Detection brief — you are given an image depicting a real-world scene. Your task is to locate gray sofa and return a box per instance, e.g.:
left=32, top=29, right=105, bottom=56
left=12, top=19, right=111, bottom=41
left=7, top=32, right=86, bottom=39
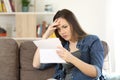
left=0, top=38, right=109, bottom=80
left=0, top=38, right=55, bottom=80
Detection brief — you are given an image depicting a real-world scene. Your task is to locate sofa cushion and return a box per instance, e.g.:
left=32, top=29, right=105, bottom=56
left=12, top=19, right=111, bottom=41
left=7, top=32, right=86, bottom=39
left=20, top=68, right=55, bottom=80
left=0, top=38, right=19, bottom=80
left=101, top=41, right=109, bottom=59
left=20, top=41, right=37, bottom=70
left=101, top=41, right=110, bottom=72
left=20, top=41, right=55, bottom=80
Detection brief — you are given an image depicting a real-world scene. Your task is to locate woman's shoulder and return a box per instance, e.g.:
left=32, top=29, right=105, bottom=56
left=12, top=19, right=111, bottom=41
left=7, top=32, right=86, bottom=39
left=84, top=34, right=99, bottom=41
left=78, top=34, right=101, bottom=46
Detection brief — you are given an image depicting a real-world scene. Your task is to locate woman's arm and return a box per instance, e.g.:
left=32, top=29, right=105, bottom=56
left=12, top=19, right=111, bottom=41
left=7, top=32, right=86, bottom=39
left=33, top=48, right=40, bottom=69
left=56, top=46, right=97, bottom=78
left=42, top=19, right=59, bottom=39
left=33, top=19, right=59, bottom=68
left=70, top=56, right=97, bottom=77
left=57, top=39, right=104, bottom=78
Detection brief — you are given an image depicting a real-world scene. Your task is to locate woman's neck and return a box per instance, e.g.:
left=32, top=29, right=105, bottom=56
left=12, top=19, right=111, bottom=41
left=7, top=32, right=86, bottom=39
left=69, top=41, right=78, bottom=53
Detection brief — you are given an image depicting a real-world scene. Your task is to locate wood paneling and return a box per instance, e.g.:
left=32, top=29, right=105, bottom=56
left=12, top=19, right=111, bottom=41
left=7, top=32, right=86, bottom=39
left=16, top=14, right=36, bottom=37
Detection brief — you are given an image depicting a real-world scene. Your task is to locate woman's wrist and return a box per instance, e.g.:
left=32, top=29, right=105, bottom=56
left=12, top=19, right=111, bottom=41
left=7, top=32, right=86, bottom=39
left=69, top=55, right=77, bottom=64
left=42, top=30, right=50, bottom=39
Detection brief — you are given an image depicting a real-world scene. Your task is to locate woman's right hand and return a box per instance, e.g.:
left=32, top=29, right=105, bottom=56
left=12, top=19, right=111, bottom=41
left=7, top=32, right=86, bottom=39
left=42, top=19, right=60, bottom=39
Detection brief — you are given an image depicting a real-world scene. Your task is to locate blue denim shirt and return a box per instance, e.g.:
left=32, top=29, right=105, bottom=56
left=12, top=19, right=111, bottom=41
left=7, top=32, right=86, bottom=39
left=53, top=35, right=104, bottom=80
left=39, top=35, right=104, bottom=80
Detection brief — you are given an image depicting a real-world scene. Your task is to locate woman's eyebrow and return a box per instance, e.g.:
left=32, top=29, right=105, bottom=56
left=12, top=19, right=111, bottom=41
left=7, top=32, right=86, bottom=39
left=57, top=24, right=68, bottom=29
left=61, top=24, right=68, bottom=27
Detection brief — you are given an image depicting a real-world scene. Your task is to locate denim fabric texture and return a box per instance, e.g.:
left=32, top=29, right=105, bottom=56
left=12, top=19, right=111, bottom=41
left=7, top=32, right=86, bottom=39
left=53, top=35, right=104, bottom=80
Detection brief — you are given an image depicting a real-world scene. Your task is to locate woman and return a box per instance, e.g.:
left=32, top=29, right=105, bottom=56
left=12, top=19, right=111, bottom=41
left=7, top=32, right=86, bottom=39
left=33, top=9, right=104, bottom=80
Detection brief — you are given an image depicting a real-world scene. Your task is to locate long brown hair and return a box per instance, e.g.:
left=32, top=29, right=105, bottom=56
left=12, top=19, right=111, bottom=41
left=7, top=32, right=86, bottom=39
left=53, top=9, right=87, bottom=44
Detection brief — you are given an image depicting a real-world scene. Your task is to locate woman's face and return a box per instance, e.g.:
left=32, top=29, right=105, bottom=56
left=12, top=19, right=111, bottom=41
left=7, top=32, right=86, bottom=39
left=56, top=18, right=73, bottom=41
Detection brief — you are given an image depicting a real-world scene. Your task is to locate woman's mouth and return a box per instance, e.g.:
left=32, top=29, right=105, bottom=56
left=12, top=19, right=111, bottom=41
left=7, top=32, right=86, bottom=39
left=62, top=35, right=67, bottom=39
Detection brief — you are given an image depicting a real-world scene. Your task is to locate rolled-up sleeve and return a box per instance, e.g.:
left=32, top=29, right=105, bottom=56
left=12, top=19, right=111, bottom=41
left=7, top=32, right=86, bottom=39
left=89, top=37, right=104, bottom=78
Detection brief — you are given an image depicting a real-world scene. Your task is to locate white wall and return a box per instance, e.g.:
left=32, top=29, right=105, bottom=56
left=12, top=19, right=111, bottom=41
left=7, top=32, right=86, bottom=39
left=106, top=0, right=120, bottom=73
left=0, top=15, right=15, bottom=37
left=105, top=0, right=115, bottom=72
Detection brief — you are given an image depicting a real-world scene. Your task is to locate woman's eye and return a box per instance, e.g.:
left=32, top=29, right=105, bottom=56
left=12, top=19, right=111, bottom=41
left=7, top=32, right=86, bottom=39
left=63, top=26, right=67, bottom=28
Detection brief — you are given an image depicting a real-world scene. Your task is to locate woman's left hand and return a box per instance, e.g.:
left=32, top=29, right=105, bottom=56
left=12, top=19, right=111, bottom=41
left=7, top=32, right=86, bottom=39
left=56, top=46, right=73, bottom=63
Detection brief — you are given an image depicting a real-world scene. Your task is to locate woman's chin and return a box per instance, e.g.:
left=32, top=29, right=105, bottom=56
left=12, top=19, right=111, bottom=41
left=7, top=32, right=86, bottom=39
left=64, top=38, right=70, bottom=41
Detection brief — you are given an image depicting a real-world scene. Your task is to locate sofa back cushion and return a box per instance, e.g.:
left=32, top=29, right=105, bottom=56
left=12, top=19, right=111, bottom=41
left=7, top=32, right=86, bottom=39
left=101, top=41, right=109, bottom=59
left=0, top=38, right=19, bottom=80
left=20, top=41, right=55, bottom=80
left=101, top=41, right=110, bottom=72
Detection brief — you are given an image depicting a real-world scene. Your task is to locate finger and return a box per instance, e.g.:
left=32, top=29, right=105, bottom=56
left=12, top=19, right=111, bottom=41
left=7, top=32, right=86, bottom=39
left=53, top=19, right=60, bottom=26
left=54, top=19, right=58, bottom=22
left=50, top=22, right=59, bottom=28
left=56, top=50, right=64, bottom=58
left=56, top=49, right=62, bottom=54
left=57, top=46, right=66, bottom=52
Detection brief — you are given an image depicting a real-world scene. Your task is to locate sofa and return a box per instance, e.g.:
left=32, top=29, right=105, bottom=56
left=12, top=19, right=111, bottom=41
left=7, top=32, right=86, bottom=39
left=0, top=38, right=109, bottom=80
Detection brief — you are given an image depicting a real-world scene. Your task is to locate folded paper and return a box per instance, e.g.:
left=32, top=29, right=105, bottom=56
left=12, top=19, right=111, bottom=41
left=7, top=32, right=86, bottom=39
left=33, top=38, right=66, bottom=63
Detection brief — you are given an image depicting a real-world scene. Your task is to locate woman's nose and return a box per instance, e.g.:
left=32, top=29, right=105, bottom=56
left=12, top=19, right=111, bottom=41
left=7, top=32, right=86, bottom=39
left=59, top=29, right=65, bottom=34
